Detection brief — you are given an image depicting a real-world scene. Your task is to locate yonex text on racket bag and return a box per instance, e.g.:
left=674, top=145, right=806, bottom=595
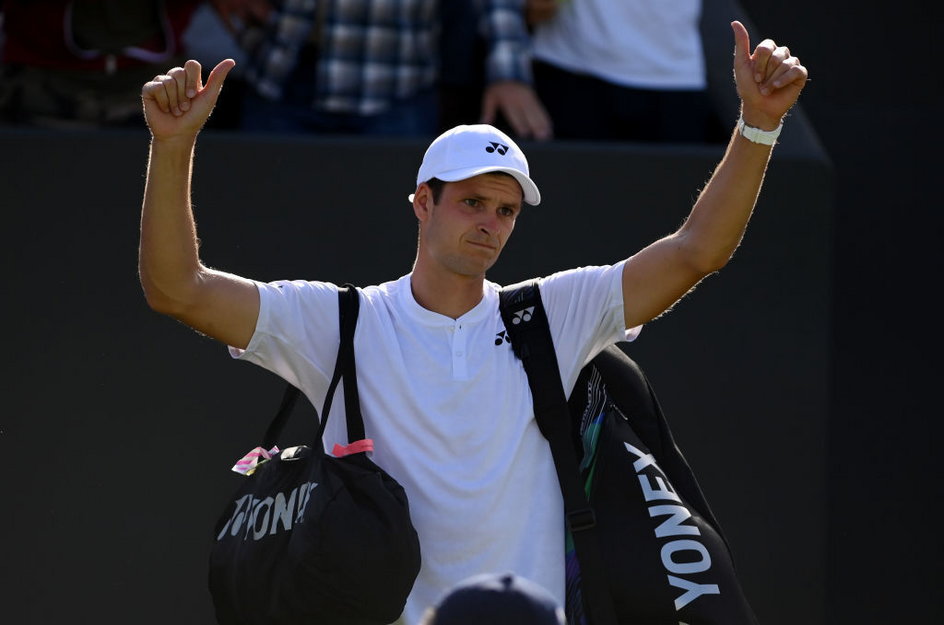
left=209, top=286, right=421, bottom=625
left=500, top=281, right=758, bottom=625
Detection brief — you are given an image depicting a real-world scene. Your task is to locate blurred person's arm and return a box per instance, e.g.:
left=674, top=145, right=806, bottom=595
left=478, top=0, right=553, bottom=140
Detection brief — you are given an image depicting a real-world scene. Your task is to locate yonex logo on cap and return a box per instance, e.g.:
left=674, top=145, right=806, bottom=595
left=412, top=124, right=542, bottom=205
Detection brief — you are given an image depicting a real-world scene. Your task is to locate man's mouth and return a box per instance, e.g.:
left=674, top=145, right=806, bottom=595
left=466, top=238, right=497, bottom=251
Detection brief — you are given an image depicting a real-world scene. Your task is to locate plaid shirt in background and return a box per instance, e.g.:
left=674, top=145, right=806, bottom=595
left=240, top=0, right=532, bottom=117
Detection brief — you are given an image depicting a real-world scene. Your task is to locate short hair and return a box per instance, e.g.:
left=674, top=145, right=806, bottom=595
left=426, top=177, right=447, bottom=204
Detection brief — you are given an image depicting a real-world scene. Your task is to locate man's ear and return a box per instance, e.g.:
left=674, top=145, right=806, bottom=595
left=413, top=182, right=433, bottom=221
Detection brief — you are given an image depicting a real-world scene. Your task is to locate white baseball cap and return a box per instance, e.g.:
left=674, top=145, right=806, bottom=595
left=410, top=124, right=541, bottom=205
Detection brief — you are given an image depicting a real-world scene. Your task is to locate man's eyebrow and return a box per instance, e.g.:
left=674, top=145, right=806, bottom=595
left=464, top=191, right=522, bottom=209
left=502, top=197, right=524, bottom=211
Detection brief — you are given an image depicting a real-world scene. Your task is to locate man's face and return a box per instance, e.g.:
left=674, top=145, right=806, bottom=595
left=417, top=173, right=524, bottom=278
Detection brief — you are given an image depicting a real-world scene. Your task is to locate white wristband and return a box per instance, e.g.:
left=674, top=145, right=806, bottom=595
left=737, top=115, right=783, bottom=145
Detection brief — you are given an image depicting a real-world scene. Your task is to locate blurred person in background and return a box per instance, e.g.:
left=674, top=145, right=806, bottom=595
left=525, top=0, right=726, bottom=143
left=0, top=0, right=201, bottom=128
left=207, top=0, right=551, bottom=139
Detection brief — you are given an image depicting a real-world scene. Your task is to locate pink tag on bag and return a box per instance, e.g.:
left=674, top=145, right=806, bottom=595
left=231, top=445, right=280, bottom=475
left=331, top=439, right=374, bottom=457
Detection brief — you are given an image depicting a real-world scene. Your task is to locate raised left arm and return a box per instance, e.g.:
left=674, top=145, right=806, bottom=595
left=621, top=20, right=808, bottom=329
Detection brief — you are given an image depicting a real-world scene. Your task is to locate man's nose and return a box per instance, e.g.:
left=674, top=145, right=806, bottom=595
left=479, top=213, right=500, bottom=234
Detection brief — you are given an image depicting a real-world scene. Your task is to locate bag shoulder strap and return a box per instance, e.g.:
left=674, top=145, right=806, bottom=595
left=261, top=284, right=363, bottom=448
left=319, top=283, right=365, bottom=442
left=499, top=280, right=618, bottom=625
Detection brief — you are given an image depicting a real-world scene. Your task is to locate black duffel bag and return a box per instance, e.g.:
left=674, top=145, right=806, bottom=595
left=209, top=285, right=421, bottom=625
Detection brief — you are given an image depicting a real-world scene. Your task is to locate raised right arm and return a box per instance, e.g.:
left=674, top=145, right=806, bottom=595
left=139, top=59, right=260, bottom=349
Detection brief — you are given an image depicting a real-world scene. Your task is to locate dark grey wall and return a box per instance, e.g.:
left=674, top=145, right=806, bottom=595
left=1, top=127, right=831, bottom=625
left=736, top=2, right=942, bottom=624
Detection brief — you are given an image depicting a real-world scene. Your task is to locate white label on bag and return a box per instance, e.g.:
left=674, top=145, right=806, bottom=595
left=216, top=482, right=319, bottom=541
left=622, top=442, right=721, bottom=611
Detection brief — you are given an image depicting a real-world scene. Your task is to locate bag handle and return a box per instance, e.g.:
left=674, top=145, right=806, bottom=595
left=261, top=284, right=363, bottom=449
left=317, top=284, right=365, bottom=443
left=499, top=280, right=618, bottom=625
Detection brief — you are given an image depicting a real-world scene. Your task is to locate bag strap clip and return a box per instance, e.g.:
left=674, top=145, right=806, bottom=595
left=567, top=507, right=597, bottom=533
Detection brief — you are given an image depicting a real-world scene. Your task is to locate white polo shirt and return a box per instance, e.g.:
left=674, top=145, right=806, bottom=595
left=231, top=262, right=634, bottom=624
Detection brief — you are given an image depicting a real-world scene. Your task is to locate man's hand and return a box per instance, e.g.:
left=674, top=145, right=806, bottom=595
left=731, top=21, right=808, bottom=130
left=142, top=59, right=236, bottom=141
left=480, top=81, right=554, bottom=141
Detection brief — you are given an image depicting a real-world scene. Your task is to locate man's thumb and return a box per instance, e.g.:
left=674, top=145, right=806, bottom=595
left=204, top=59, right=236, bottom=97
left=731, top=21, right=750, bottom=63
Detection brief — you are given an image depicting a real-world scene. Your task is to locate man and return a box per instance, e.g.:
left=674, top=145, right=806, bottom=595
left=139, top=20, right=806, bottom=625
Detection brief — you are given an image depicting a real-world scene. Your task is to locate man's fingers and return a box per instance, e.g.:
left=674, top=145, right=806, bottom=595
left=761, top=58, right=807, bottom=94
left=159, top=70, right=183, bottom=115
left=767, top=57, right=793, bottom=87
left=145, top=66, right=199, bottom=117
left=751, top=39, right=776, bottom=83
left=143, top=80, right=171, bottom=114
left=757, top=46, right=799, bottom=94
left=185, top=60, right=203, bottom=99
left=168, top=67, right=189, bottom=114
left=762, top=46, right=790, bottom=80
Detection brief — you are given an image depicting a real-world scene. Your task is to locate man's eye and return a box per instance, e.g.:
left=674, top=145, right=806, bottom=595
left=464, top=199, right=480, bottom=207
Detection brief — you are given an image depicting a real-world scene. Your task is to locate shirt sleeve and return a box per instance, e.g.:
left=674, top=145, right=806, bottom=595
left=478, top=0, right=533, bottom=84
left=228, top=279, right=340, bottom=400
left=538, top=260, right=641, bottom=395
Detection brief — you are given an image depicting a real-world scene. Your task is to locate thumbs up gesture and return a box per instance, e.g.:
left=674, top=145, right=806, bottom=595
left=142, top=59, right=236, bottom=140
left=730, top=21, right=808, bottom=130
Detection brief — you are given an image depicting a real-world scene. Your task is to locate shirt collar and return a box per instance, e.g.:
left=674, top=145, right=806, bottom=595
left=395, top=274, right=499, bottom=327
